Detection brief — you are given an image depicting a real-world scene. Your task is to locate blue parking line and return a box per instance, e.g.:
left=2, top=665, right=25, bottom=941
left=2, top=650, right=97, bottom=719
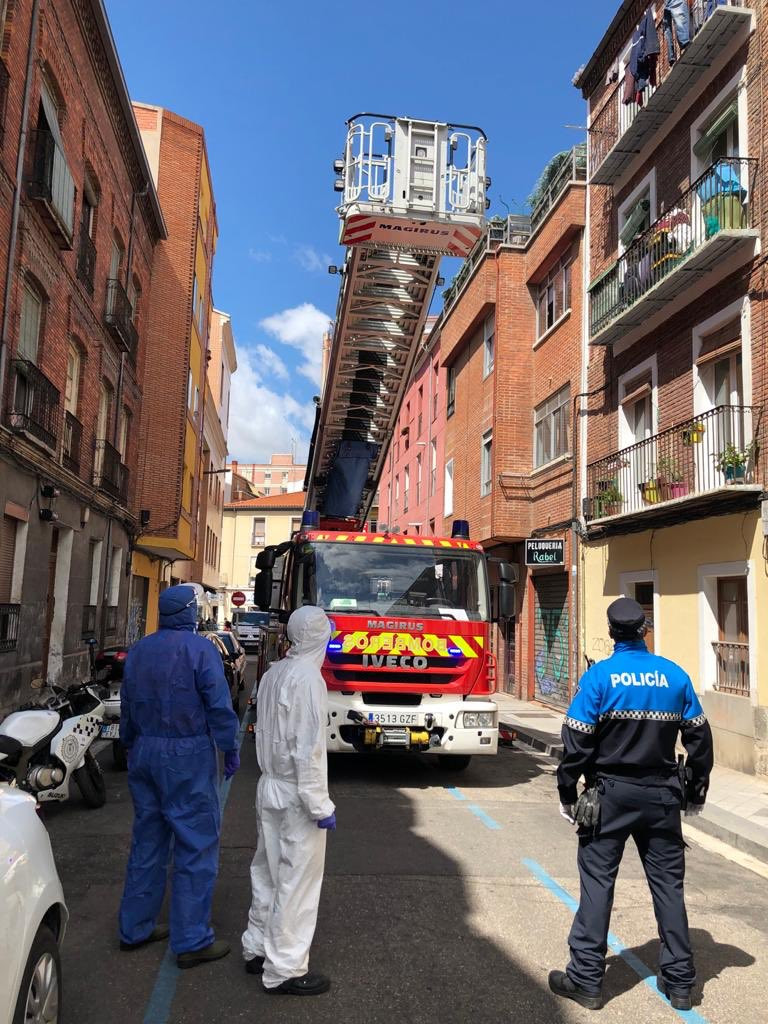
left=468, top=804, right=502, bottom=830
left=142, top=691, right=253, bottom=1024
left=522, top=858, right=710, bottom=1024
left=445, top=786, right=467, bottom=801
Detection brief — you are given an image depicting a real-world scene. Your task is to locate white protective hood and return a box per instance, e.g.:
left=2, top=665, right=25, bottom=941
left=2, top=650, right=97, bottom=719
left=255, top=605, right=334, bottom=820
left=285, top=605, right=332, bottom=667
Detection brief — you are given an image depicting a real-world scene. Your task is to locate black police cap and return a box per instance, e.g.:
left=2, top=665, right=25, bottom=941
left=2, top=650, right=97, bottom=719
left=607, top=597, right=646, bottom=631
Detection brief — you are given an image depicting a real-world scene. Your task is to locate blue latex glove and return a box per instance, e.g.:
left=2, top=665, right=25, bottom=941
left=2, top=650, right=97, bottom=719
left=223, top=749, right=240, bottom=780
left=317, top=813, right=336, bottom=830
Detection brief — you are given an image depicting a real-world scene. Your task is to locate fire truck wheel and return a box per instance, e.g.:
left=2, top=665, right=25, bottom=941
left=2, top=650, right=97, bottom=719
left=437, top=755, right=472, bottom=771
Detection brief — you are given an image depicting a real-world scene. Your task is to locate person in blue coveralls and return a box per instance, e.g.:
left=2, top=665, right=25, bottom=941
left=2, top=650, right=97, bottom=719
left=118, top=584, right=241, bottom=968
left=548, top=597, right=714, bottom=1013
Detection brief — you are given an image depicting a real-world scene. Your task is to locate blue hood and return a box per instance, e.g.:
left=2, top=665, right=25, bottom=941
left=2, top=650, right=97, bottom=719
left=159, top=585, right=197, bottom=631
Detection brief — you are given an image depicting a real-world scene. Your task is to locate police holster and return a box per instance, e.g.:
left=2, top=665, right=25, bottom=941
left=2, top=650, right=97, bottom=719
left=574, top=785, right=601, bottom=830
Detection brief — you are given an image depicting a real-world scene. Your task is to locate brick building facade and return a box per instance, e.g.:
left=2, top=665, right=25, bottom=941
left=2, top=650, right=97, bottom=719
left=576, top=0, right=768, bottom=774
left=439, top=152, right=587, bottom=705
left=0, top=0, right=165, bottom=709
left=130, top=103, right=218, bottom=635
left=377, top=316, right=446, bottom=536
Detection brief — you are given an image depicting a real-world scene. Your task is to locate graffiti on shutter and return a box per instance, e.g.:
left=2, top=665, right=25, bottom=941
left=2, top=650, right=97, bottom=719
left=533, top=574, right=570, bottom=709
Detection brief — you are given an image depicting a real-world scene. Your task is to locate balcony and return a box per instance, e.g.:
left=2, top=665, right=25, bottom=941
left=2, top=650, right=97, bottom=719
left=7, top=359, right=60, bottom=451
left=94, top=439, right=129, bottom=504
left=589, top=158, right=758, bottom=346
left=586, top=405, right=762, bottom=527
left=712, top=640, right=749, bottom=697
left=104, top=279, right=138, bottom=358
left=0, top=604, right=20, bottom=652
left=28, top=129, right=75, bottom=248
left=76, top=231, right=97, bottom=294
left=63, top=410, right=83, bottom=474
left=589, top=2, right=753, bottom=186
left=530, top=145, right=587, bottom=234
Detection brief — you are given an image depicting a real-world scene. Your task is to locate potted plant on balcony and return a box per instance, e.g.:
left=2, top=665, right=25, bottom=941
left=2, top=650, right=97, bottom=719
left=657, top=455, right=688, bottom=499
left=594, top=483, right=623, bottom=517
left=681, top=420, right=706, bottom=445
left=640, top=476, right=662, bottom=504
left=713, top=440, right=757, bottom=484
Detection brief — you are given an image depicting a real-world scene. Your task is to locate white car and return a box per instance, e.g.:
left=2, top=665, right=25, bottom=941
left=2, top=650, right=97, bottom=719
left=0, top=784, right=67, bottom=1024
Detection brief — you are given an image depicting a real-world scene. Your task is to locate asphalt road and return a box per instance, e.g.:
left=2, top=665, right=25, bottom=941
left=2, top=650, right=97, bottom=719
left=42, top=660, right=768, bottom=1024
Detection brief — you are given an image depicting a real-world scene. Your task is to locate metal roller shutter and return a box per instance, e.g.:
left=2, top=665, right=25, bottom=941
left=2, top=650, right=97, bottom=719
left=533, top=573, right=570, bottom=709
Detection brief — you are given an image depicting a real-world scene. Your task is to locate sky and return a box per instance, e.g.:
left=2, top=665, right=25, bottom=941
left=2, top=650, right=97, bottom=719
left=106, top=0, right=618, bottom=463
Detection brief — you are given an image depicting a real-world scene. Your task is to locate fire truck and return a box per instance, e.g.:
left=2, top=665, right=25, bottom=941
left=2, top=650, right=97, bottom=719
left=252, top=114, right=516, bottom=769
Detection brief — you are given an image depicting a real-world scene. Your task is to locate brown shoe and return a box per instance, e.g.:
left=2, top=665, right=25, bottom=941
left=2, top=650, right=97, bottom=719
left=176, top=940, right=230, bottom=969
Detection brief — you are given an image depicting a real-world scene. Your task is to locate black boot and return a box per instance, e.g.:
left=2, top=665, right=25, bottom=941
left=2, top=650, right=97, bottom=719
left=176, top=940, right=230, bottom=969
left=245, top=956, right=265, bottom=975
left=120, top=925, right=170, bottom=951
left=264, top=972, right=331, bottom=996
left=657, top=976, right=693, bottom=1010
left=548, top=970, right=603, bottom=1010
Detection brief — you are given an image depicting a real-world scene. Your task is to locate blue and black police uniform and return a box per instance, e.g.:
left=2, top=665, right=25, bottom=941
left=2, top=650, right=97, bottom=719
left=556, top=599, right=713, bottom=1003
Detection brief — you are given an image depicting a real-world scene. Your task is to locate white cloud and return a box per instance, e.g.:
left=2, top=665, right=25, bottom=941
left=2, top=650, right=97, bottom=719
left=227, top=346, right=314, bottom=463
left=248, top=248, right=272, bottom=264
left=293, top=244, right=332, bottom=273
left=260, top=302, right=330, bottom=386
left=254, top=344, right=289, bottom=380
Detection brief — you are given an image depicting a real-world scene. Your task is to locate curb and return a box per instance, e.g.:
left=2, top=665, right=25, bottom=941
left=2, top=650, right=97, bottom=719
left=499, top=720, right=563, bottom=759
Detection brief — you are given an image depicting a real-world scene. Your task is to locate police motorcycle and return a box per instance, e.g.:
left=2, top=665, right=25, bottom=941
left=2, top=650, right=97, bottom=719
left=0, top=640, right=107, bottom=808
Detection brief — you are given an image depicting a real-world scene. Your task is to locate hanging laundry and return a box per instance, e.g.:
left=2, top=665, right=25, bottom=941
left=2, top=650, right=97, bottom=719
left=624, top=6, right=660, bottom=106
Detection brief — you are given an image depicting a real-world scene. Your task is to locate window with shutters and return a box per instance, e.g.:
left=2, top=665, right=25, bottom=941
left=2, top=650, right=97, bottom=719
left=0, top=515, right=17, bottom=604
left=714, top=575, right=749, bottom=697
left=536, top=259, right=572, bottom=338
left=617, top=171, right=656, bottom=254
left=482, top=312, right=495, bottom=377
left=534, top=386, right=570, bottom=468
left=18, top=282, right=43, bottom=363
left=446, top=365, right=456, bottom=417
left=251, top=517, right=265, bottom=547
left=65, top=343, right=80, bottom=414
left=444, top=459, right=454, bottom=516
left=481, top=430, right=493, bottom=496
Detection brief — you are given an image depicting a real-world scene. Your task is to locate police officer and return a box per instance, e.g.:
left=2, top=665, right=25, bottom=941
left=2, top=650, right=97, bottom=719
left=548, top=597, right=714, bottom=1012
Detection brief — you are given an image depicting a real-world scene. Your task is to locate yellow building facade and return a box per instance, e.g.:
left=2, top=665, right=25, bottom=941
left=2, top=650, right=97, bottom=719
left=219, top=493, right=305, bottom=621
left=581, top=511, right=768, bottom=775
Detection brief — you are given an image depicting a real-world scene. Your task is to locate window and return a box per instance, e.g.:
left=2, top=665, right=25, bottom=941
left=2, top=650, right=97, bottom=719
left=291, top=517, right=303, bottom=535
left=395, top=475, right=399, bottom=507
left=714, top=576, right=749, bottom=697
left=416, top=453, right=422, bottom=505
left=430, top=438, right=437, bottom=496
left=429, top=518, right=435, bottom=535
left=187, top=370, right=194, bottom=411
left=0, top=515, right=17, bottom=604
left=404, top=466, right=409, bottom=512
left=128, top=278, right=141, bottom=327
left=81, top=180, right=96, bottom=238
left=251, top=516, right=265, bottom=547
left=694, top=98, right=739, bottom=164
left=482, top=313, right=495, bottom=377
left=18, top=282, right=43, bottom=363
left=108, top=546, right=121, bottom=609
left=619, top=189, right=651, bottom=250
left=481, top=430, right=493, bottom=496
left=537, top=258, right=572, bottom=337
left=534, top=385, right=570, bottom=468
left=64, top=343, right=80, bottom=415
left=109, top=236, right=124, bottom=282
left=96, top=381, right=112, bottom=441
left=433, top=363, right=439, bottom=420
left=220, top=363, right=225, bottom=403
left=444, top=459, right=454, bottom=516
left=417, top=386, right=423, bottom=437
left=118, top=407, right=130, bottom=458
left=447, top=365, right=456, bottom=417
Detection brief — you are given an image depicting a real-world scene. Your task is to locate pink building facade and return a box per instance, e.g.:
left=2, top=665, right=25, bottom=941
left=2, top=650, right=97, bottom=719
left=378, top=320, right=446, bottom=536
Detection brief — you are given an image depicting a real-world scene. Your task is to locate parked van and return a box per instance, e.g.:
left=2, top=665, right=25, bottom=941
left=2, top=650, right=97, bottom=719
left=232, top=609, right=270, bottom=651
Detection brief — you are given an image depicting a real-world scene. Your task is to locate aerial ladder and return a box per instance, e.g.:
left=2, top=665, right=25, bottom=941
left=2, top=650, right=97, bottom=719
left=305, top=113, right=489, bottom=524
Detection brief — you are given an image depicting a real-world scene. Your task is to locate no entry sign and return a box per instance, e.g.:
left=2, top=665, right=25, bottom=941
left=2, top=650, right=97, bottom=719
left=231, top=591, right=246, bottom=607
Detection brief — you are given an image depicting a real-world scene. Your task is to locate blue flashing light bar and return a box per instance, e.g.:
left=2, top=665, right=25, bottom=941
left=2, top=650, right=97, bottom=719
left=448, top=647, right=463, bottom=657
left=302, top=510, right=320, bottom=528
left=451, top=519, right=470, bottom=539
left=327, top=641, right=343, bottom=652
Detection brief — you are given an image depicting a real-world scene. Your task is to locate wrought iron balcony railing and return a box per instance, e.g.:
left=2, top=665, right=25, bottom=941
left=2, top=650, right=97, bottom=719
left=8, top=359, right=60, bottom=450
left=28, top=129, right=75, bottom=247
left=586, top=404, right=762, bottom=521
left=76, top=231, right=97, bottom=294
left=104, top=278, right=138, bottom=357
left=589, top=1, right=752, bottom=185
left=589, top=158, right=757, bottom=341
left=63, top=410, right=83, bottom=474
left=712, top=641, right=749, bottom=698
left=0, top=604, right=20, bottom=652
left=94, top=438, right=129, bottom=504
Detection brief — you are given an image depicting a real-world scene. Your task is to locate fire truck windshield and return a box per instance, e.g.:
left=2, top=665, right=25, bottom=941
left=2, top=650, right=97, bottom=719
left=294, top=541, right=490, bottom=621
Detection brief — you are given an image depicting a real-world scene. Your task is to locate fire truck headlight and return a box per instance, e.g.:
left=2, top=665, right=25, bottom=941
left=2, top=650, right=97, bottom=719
left=461, top=711, right=496, bottom=729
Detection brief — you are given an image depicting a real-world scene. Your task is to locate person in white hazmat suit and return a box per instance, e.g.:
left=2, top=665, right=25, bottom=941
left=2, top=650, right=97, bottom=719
left=242, top=605, right=336, bottom=996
